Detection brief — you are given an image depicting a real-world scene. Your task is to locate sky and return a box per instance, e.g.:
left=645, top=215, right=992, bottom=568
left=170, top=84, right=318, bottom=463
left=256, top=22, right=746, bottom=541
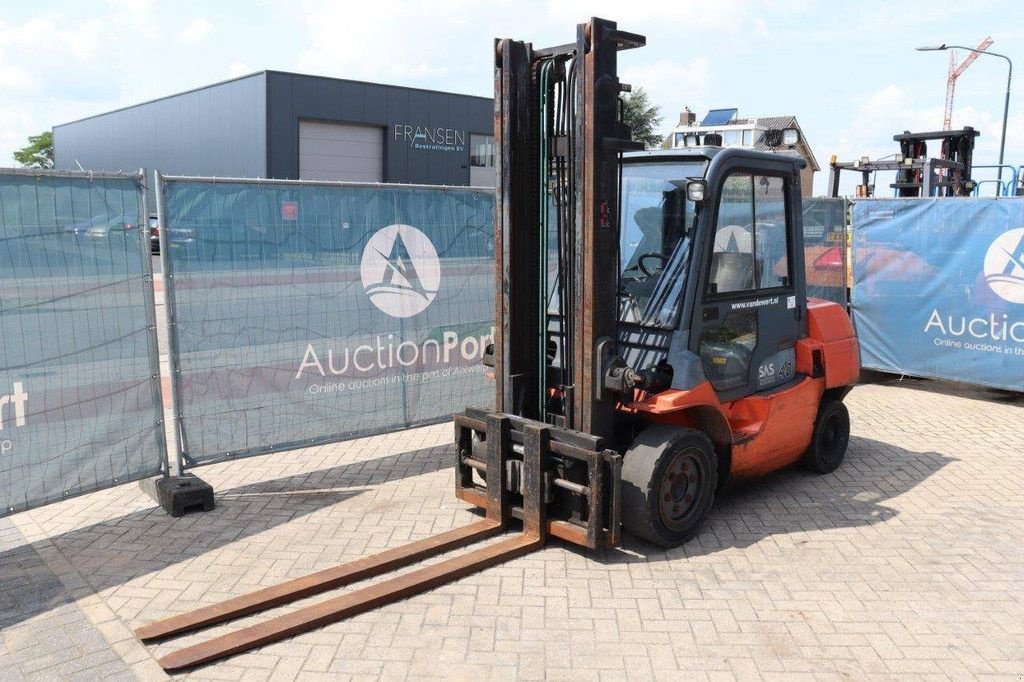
left=2, top=0, right=1022, bottom=196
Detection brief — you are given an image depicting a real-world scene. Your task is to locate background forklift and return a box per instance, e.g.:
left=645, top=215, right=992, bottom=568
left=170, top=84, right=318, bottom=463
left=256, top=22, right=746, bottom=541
left=137, top=17, right=859, bottom=670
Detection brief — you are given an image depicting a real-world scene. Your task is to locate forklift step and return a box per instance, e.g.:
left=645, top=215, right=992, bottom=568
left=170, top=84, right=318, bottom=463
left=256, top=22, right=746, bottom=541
left=156, top=531, right=542, bottom=672
left=135, top=518, right=503, bottom=642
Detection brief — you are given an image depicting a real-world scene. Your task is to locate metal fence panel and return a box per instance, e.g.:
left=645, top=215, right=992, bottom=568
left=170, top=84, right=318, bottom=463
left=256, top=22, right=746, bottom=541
left=851, top=197, right=1024, bottom=390
left=160, top=178, right=494, bottom=465
left=0, top=169, right=165, bottom=515
left=802, top=197, right=848, bottom=307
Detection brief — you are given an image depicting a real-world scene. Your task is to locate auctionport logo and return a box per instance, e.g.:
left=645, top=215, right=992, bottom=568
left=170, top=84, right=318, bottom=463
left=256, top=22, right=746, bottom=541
left=984, top=227, right=1024, bottom=304
left=360, top=224, right=440, bottom=318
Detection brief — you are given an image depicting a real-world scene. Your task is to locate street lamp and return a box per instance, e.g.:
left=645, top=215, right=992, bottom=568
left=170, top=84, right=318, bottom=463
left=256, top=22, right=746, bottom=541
left=917, top=43, right=1013, bottom=189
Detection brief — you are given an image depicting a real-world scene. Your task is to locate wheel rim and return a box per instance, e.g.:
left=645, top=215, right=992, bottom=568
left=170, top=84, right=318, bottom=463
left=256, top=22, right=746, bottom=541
left=819, top=412, right=844, bottom=464
left=658, top=448, right=705, bottom=531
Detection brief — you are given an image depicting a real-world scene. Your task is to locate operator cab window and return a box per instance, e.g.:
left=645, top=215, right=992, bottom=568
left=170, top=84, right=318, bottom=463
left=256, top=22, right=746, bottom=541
left=707, top=173, right=791, bottom=296
left=617, top=161, right=705, bottom=328
left=754, top=175, right=790, bottom=289
left=701, top=172, right=793, bottom=394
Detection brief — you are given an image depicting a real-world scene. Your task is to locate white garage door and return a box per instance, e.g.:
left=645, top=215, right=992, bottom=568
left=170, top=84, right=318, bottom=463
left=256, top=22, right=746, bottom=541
left=299, top=121, right=384, bottom=182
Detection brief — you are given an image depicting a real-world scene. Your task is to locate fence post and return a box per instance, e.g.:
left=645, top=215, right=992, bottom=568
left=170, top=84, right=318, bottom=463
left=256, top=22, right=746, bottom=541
left=155, top=170, right=187, bottom=476
left=138, top=169, right=171, bottom=479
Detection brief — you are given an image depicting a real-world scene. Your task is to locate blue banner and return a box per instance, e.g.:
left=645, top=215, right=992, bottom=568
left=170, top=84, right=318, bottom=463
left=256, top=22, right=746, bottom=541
left=160, top=179, right=494, bottom=464
left=852, top=198, right=1024, bottom=390
left=0, top=170, right=164, bottom=515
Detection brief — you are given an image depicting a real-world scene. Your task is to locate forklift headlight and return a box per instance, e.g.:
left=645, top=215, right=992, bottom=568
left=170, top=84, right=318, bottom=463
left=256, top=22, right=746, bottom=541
left=782, top=128, right=800, bottom=146
left=686, top=180, right=707, bottom=202
left=684, top=134, right=700, bottom=148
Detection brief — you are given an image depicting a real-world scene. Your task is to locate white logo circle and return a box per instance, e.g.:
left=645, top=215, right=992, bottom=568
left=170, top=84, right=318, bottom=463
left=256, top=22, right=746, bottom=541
left=360, top=224, right=441, bottom=318
left=983, top=227, right=1024, bottom=304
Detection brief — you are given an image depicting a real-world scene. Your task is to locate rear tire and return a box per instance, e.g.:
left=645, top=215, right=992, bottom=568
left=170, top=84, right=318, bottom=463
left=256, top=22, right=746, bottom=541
left=621, top=426, right=718, bottom=547
left=801, top=399, right=850, bottom=474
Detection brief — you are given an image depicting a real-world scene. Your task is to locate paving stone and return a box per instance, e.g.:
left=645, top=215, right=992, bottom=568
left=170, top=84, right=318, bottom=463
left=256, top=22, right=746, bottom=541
left=1, top=378, right=1022, bottom=679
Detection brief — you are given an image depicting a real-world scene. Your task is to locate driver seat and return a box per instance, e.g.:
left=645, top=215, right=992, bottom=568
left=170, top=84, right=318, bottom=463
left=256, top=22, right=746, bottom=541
left=709, top=252, right=757, bottom=293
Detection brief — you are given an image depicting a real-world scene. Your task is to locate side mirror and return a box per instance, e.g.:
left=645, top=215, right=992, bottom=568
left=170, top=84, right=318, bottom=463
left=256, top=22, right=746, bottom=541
left=686, top=180, right=707, bottom=202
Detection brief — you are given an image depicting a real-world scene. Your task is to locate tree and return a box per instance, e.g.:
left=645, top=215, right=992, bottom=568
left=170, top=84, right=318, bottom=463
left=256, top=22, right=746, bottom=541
left=13, top=131, right=54, bottom=169
left=620, top=88, right=663, bottom=149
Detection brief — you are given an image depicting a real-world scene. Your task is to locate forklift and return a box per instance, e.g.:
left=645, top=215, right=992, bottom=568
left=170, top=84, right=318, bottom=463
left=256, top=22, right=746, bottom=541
left=137, top=18, right=859, bottom=670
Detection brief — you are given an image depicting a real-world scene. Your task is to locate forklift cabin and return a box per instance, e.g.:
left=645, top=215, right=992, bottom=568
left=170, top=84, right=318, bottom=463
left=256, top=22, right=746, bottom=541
left=618, top=147, right=809, bottom=404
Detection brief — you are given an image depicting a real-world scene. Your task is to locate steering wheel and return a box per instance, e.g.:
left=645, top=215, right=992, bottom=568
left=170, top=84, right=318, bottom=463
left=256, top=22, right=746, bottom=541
left=637, top=252, right=669, bottom=277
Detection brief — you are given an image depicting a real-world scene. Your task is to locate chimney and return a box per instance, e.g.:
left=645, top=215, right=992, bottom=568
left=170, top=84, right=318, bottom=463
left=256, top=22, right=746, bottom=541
left=679, top=107, right=695, bottom=127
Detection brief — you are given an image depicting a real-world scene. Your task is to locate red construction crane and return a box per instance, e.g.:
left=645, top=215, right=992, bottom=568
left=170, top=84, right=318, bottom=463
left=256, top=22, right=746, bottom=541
left=944, top=36, right=994, bottom=130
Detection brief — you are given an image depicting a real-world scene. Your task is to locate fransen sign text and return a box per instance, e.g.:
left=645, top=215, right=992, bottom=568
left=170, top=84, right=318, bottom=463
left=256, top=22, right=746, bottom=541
left=393, top=124, right=466, bottom=153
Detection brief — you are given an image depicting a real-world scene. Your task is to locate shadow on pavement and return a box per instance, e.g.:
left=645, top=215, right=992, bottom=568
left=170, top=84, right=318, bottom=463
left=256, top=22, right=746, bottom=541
left=860, top=369, right=1023, bottom=406
left=587, top=434, right=954, bottom=562
left=0, top=433, right=956, bottom=631
left=0, top=444, right=451, bottom=630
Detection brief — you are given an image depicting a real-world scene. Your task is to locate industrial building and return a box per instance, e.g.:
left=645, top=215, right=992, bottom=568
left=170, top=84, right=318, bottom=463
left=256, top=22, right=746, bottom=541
left=670, top=107, right=819, bottom=196
left=53, top=71, right=496, bottom=189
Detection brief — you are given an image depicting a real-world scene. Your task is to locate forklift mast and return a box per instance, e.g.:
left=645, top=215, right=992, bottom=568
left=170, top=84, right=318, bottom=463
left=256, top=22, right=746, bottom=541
left=492, top=17, right=645, bottom=439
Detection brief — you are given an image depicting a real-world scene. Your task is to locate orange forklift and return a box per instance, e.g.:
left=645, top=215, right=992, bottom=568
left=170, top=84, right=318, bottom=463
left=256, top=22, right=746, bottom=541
left=137, top=17, right=859, bottom=670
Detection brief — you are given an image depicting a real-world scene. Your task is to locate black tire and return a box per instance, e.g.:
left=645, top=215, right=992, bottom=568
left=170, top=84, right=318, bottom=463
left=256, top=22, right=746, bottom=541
left=621, top=426, right=718, bottom=547
left=802, top=399, right=850, bottom=474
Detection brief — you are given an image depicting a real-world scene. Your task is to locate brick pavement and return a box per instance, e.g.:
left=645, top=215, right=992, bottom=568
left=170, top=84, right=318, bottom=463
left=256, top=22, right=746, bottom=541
left=1, top=375, right=1022, bottom=680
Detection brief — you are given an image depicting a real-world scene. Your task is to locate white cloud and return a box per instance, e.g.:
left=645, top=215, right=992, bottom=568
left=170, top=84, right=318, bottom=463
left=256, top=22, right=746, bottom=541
left=0, top=17, right=52, bottom=46
left=179, top=18, right=213, bottom=44
left=0, top=58, right=33, bottom=91
left=622, top=56, right=713, bottom=133
left=228, top=61, right=252, bottom=77
left=545, top=0, right=736, bottom=26
left=0, top=9, right=157, bottom=166
left=59, top=19, right=102, bottom=60
left=294, top=2, right=456, bottom=84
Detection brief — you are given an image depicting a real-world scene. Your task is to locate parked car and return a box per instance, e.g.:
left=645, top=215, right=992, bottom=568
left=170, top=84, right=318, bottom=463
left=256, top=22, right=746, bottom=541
left=149, top=214, right=160, bottom=254
left=149, top=214, right=201, bottom=254
left=62, top=213, right=136, bottom=241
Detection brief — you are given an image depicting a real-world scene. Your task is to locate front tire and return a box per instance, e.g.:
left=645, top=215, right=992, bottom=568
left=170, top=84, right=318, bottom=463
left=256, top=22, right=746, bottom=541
left=621, top=426, right=718, bottom=547
left=801, top=399, right=850, bottom=474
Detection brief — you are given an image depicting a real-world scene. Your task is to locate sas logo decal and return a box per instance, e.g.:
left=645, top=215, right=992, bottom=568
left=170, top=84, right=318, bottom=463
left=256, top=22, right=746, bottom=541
left=360, top=224, right=440, bottom=318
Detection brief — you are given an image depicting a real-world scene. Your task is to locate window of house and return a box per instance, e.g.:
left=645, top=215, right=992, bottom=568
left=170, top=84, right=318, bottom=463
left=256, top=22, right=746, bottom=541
left=722, top=129, right=741, bottom=147
left=742, top=129, right=752, bottom=146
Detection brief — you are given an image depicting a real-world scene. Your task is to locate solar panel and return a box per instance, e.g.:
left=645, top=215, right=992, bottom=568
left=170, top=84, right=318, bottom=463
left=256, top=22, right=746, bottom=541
left=701, top=108, right=738, bottom=126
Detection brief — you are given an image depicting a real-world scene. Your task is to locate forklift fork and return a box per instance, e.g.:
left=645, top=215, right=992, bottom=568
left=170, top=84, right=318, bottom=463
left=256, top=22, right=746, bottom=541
left=136, top=412, right=620, bottom=671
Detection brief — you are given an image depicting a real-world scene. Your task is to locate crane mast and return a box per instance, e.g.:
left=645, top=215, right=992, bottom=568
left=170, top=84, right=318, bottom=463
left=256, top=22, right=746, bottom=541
left=943, top=36, right=994, bottom=130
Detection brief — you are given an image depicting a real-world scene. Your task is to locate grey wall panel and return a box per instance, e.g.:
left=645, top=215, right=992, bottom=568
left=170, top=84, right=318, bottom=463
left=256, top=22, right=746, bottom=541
left=54, top=74, right=267, bottom=193
left=266, top=72, right=491, bottom=186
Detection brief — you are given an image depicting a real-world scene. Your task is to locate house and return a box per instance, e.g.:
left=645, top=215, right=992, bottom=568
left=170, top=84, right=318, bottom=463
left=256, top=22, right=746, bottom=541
left=670, top=108, right=819, bottom=197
